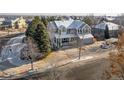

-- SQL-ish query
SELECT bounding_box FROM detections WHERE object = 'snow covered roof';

[54,33,93,39]
[54,34,76,38]
[54,19,87,29]
[106,17,115,21]
[84,34,94,38]
[77,34,93,39]
[54,19,73,28]
[68,20,86,29]
[95,21,119,30]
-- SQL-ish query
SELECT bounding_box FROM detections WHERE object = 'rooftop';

[68,20,86,29]
[54,19,73,28]
[94,21,119,30]
[54,19,87,29]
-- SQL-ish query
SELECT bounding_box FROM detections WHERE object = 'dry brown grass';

[109,32,124,64]
[0,50,70,78]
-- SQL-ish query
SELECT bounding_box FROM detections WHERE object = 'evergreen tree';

[33,16,41,24]
[41,17,48,27]
[25,16,41,37]
[25,23,35,37]
[47,16,56,21]
[83,16,96,26]
[25,16,51,56]
[34,23,51,55]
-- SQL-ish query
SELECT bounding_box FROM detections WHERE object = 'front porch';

[54,37,78,49]
[53,34,94,49]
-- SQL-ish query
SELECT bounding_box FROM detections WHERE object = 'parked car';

[100,41,111,49]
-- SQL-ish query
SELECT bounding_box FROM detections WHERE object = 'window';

[83,28,86,34]
[83,27,90,34]
[54,37,56,43]
[80,29,82,34]
[67,29,70,34]
[71,37,75,41]
[79,30,80,34]
[78,29,82,34]
[62,38,69,43]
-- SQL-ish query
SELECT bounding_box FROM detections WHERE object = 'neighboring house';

[0,18,5,25]
[1,17,27,29]
[12,17,27,29]
[92,21,120,40]
[0,18,5,30]
[1,19,12,30]
[47,19,94,49]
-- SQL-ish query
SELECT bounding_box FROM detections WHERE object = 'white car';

[100,42,111,49]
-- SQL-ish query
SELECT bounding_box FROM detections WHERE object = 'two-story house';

[48,19,94,49]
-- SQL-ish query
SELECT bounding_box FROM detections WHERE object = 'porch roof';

[54,34,93,39]
[77,34,94,39]
[54,34,77,38]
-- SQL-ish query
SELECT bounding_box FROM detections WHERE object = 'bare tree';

[26,37,39,70]
[5,28,10,36]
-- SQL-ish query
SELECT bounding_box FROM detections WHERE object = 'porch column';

[60,38,62,47]
[68,37,71,46]
[57,38,59,48]
[57,38,62,48]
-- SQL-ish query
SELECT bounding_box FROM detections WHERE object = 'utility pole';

[79,46,81,60]
[77,38,82,60]
[78,34,84,60]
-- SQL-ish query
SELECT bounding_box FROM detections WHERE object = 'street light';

[79,45,81,60]
[77,34,84,60]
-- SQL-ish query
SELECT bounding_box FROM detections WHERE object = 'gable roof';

[2,20,12,25]
[78,22,88,29]
[95,21,119,30]
[53,19,88,30]
[67,20,86,29]
[54,19,73,28]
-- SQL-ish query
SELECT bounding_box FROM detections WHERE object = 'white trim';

[81,24,91,30]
